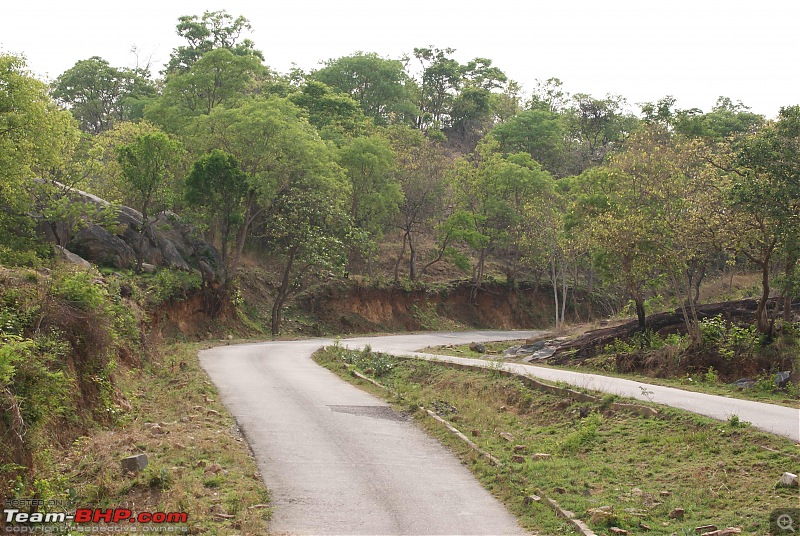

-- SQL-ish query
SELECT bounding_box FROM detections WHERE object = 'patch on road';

[327,405,408,421]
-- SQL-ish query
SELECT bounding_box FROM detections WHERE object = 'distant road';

[200,330,799,535]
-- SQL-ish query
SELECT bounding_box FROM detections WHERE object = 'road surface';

[199,332,532,536]
[200,330,799,535]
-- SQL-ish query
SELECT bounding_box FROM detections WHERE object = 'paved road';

[339,332,800,443]
[200,330,799,535]
[199,333,532,536]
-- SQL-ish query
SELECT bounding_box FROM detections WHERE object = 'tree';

[566,93,638,169]
[193,97,343,278]
[0,54,82,263]
[185,150,248,282]
[116,131,184,272]
[490,108,565,175]
[727,106,800,331]
[387,127,451,280]
[262,184,349,335]
[337,135,400,275]
[146,48,263,133]
[165,10,262,75]
[288,80,369,140]
[448,140,553,292]
[311,52,417,125]
[52,56,156,134]
[413,46,462,131]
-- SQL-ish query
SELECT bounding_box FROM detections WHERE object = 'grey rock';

[778,472,798,487]
[69,224,136,269]
[774,371,792,389]
[54,245,92,270]
[121,453,148,473]
[469,342,486,353]
[730,378,756,389]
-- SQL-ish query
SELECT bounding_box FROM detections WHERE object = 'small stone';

[513,445,527,453]
[695,525,718,534]
[587,507,616,525]
[205,463,223,474]
[206,409,221,417]
[150,424,165,435]
[632,487,644,496]
[669,508,685,519]
[471,430,481,437]
[610,528,629,535]
[639,522,651,531]
[531,453,552,460]
[554,487,566,494]
[522,495,541,505]
[511,455,526,464]
[469,342,486,353]
[660,490,673,497]
[121,453,148,473]
[499,432,515,442]
[779,472,799,487]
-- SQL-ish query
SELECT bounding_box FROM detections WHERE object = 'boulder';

[69,224,136,269]
[469,342,486,353]
[121,453,148,473]
[54,245,92,270]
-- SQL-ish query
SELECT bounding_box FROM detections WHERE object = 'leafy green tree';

[337,135,400,275]
[194,97,343,278]
[52,56,156,134]
[448,140,553,289]
[165,10,262,74]
[116,131,184,272]
[146,48,263,133]
[82,120,162,203]
[185,150,248,282]
[311,52,417,125]
[727,106,800,330]
[288,80,369,140]
[413,46,462,132]
[566,93,638,169]
[386,126,451,280]
[490,108,566,175]
[262,184,349,335]
[0,54,82,263]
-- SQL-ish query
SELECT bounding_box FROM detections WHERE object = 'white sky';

[2,0,798,118]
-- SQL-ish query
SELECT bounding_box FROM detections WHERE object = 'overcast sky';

[2,0,798,118]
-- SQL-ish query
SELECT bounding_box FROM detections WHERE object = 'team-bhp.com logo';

[3,500,188,533]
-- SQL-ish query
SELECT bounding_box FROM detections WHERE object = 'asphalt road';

[199,332,533,536]
[200,330,800,535]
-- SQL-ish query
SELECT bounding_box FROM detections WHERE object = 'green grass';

[315,346,800,535]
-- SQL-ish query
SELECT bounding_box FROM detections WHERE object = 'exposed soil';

[299,281,556,333]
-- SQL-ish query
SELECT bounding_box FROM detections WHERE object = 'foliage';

[52,56,156,134]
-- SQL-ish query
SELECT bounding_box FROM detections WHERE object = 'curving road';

[200,330,800,535]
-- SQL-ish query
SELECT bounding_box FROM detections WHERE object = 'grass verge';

[52,341,271,535]
[315,345,800,535]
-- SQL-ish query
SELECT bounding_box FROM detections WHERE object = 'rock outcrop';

[37,181,221,279]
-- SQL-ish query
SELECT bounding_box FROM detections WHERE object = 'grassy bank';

[54,341,271,534]
[315,345,800,535]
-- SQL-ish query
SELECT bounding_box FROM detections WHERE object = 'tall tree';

[165,10,263,75]
[311,52,417,125]
[337,135,400,275]
[52,56,156,134]
[116,131,184,272]
[185,149,248,282]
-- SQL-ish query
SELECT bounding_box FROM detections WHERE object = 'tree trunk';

[408,232,417,281]
[394,232,407,282]
[635,295,646,331]
[756,261,771,334]
[271,250,296,337]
